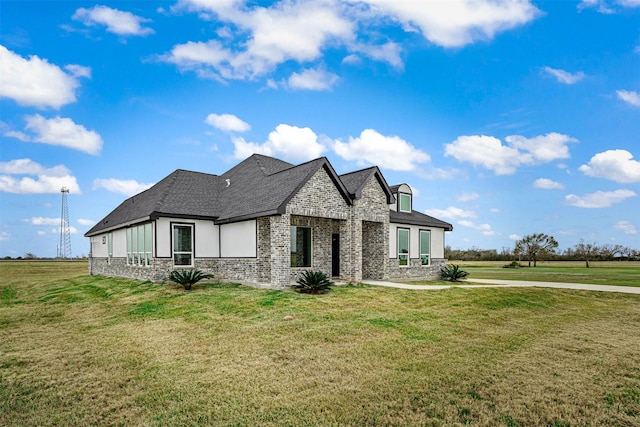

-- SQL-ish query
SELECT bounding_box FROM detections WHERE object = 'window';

[173,224,193,266]
[127,223,152,266]
[399,193,411,212]
[397,228,409,266]
[420,230,430,265]
[291,226,312,267]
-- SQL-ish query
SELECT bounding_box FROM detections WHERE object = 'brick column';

[270,213,291,289]
[351,216,363,283]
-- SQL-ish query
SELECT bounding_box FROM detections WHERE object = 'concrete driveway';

[364,278,640,294]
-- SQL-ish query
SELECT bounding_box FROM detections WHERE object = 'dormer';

[389,184,412,213]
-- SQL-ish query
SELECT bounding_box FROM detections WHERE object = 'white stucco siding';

[90,235,108,257]
[220,220,257,258]
[156,217,220,258]
[389,223,446,260]
[195,220,219,258]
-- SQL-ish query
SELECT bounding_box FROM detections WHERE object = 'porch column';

[270,213,291,289]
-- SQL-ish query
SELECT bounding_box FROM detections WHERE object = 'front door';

[332,234,340,277]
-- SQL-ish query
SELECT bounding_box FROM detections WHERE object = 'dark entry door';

[332,234,340,277]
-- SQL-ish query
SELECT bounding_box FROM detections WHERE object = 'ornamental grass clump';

[440,264,469,282]
[292,270,334,294]
[166,269,213,290]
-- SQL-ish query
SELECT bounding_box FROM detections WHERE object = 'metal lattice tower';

[57,187,72,259]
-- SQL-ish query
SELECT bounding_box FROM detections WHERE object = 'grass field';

[1,260,639,426]
[448,260,640,287]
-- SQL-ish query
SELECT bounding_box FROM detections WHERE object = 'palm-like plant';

[292,270,334,294]
[166,269,213,290]
[440,264,469,282]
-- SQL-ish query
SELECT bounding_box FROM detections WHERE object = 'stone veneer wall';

[386,258,447,281]
[88,256,262,285]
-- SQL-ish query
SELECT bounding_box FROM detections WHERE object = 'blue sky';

[1,0,639,258]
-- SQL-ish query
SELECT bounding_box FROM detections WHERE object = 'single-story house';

[85,154,453,289]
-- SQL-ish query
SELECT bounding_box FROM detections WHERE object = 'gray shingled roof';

[84,169,221,236]
[85,154,353,235]
[339,167,395,204]
[214,156,351,223]
[85,154,452,236]
[390,210,453,231]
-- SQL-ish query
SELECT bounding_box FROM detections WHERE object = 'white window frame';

[107,232,113,264]
[420,229,431,266]
[399,193,412,213]
[173,223,194,267]
[290,226,312,268]
[127,223,153,267]
[397,228,410,266]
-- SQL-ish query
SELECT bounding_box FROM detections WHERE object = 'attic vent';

[225,179,231,187]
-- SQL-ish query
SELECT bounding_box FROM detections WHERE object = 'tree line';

[446,233,639,267]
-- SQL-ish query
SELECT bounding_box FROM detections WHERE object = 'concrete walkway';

[364,278,640,294]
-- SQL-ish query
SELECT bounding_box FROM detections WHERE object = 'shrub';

[503,261,522,268]
[440,264,469,282]
[292,270,334,294]
[166,269,213,290]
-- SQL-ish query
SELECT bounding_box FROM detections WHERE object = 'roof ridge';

[265,156,325,177]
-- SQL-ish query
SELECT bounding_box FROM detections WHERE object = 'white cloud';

[92,178,154,196]
[205,113,250,132]
[614,220,637,235]
[72,5,154,36]
[616,90,640,107]
[77,218,96,227]
[445,132,577,175]
[357,0,539,48]
[0,159,81,194]
[533,178,565,189]
[565,189,636,208]
[580,0,640,12]
[0,175,81,195]
[64,64,92,78]
[6,115,103,155]
[0,231,9,241]
[165,0,353,80]
[333,129,430,171]
[0,158,70,177]
[0,45,88,109]
[286,68,339,91]
[509,234,522,241]
[578,0,614,13]
[444,135,526,175]
[456,192,479,202]
[164,0,537,82]
[49,226,79,235]
[542,66,585,84]
[458,220,495,236]
[232,124,326,162]
[26,217,60,226]
[579,149,640,183]
[425,206,476,220]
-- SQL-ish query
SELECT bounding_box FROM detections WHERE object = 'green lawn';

[1,261,639,426]
[451,260,640,287]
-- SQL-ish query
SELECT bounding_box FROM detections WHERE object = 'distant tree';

[599,244,624,261]
[514,233,559,267]
[24,253,37,259]
[573,240,600,268]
